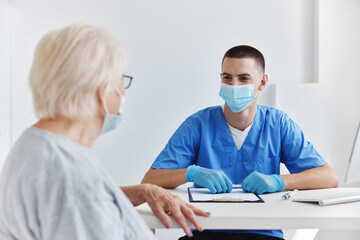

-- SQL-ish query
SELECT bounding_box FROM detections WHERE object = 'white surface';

[189,188,259,202]
[136,187,360,230]
[292,229,319,240]
[292,188,360,206]
[345,122,360,184]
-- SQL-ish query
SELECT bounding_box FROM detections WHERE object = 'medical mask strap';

[113,82,123,100]
[113,82,126,114]
[103,81,122,114]
[103,104,109,114]
[254,75,263,97]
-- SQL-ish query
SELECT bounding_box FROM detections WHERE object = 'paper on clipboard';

[188,187,263,202]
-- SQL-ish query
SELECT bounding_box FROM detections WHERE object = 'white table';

[136,185,360,230]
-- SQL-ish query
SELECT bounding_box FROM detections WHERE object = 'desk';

[136,184,360,230]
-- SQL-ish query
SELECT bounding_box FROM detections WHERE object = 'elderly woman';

[0,23,208,240]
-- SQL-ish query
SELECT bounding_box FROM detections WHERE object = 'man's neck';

[223,100,258,131]
[34,116,102,148]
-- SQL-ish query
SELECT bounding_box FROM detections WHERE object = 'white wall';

[0,0,12,169]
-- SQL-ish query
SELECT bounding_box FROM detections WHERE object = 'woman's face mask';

[99,83,126,135]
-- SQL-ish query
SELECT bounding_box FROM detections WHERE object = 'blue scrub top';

[151,105,326,238]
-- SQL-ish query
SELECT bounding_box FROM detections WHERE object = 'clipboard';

[188,187,264,203]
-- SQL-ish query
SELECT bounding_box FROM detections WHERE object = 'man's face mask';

[219,76,262,113]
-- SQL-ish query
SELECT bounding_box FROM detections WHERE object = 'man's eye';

[240,77,250,81]
[223,76,231,80]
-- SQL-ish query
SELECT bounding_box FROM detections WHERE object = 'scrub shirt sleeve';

[151,116,201,169]
[280,113,326,173]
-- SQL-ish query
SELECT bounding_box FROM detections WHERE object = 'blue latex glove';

[241,171,285,195]
[186,165,233,193]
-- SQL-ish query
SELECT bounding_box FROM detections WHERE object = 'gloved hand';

[241,171,285,195]
[186,165,233,193]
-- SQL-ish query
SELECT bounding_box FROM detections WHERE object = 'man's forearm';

[281,163,338,190]
[142,168,188,188]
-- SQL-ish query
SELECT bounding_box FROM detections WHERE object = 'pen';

[281,189,298,200]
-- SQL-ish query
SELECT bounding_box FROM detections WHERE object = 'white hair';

[29,22,126,120]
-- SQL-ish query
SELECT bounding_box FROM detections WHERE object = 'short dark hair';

[222,45,265,72]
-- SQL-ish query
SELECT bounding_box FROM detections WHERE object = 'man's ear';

[258,74,268,91]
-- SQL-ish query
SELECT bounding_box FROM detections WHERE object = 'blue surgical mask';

[99,84,126,135]
[219,78,261,113]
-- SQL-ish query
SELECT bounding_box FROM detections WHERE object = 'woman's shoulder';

[4,127,58,172]
[3,127,102,192]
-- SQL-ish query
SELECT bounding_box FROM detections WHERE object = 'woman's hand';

[143,184,210,237]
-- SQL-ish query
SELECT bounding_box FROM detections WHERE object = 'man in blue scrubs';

[142,45,338,240]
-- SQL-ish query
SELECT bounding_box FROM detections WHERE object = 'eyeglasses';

[123,74,133,89]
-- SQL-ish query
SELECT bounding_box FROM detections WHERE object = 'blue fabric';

[151,105,326,239]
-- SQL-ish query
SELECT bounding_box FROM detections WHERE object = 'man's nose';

[230,78,242,86]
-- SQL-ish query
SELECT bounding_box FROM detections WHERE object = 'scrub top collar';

[217,105,262,153]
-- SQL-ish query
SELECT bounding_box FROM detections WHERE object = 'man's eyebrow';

[222,72,252,77]
[237,73,251,77]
